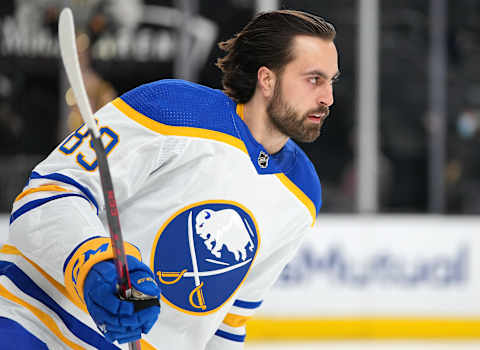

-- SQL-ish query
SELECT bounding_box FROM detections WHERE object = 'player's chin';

[293,126,322,143]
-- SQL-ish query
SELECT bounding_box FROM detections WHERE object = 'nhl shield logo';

[151,201,260,315]
[258,151,269,168]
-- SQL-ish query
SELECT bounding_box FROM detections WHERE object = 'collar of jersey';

[235,104,296,175]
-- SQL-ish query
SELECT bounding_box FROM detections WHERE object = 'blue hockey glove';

[83,255,160,344]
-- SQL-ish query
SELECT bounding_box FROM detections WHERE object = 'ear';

[257,66,276,99]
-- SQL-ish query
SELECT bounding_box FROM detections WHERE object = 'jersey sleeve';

[7,97,185,304]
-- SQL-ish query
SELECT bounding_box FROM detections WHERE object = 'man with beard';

[1,9,339,350]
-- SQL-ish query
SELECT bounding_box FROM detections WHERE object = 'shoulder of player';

[111,79,238,135]
[284,140,322,215]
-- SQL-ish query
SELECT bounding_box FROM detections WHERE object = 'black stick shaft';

[91,134,141,350]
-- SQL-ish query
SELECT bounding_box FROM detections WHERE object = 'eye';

[308,77,320,85]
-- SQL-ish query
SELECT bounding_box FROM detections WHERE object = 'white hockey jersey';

[0,79,321,349]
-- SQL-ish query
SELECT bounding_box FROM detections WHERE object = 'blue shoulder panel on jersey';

[282,140,322,215]
[120,79,239,137]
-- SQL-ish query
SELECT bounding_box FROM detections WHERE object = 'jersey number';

[59,122,119,171]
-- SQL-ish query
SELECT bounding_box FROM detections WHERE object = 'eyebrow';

[303,70,341,80]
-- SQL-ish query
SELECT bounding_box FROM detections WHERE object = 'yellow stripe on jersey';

[0,244,21,255]
[0,245,87,312]
[0,282,85,349]
[140,339,156,349]
[112,98,248,154]
[275,174,316,226]
[236,104,245,121]
[15,185,70,202]
[223,313,251,327]
[64,237,142,306]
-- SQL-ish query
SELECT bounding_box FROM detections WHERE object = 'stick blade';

[58,8,99,137]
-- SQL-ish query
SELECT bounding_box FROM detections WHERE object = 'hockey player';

[0,9,339,350]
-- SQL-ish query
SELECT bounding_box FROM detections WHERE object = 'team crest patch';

[151,201,260,315]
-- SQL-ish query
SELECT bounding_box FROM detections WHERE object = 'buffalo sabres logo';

[151,201,260,314]
[258,151,269,168]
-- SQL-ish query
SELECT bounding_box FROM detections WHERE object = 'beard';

[266,80,329,143]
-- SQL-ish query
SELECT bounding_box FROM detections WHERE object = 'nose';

[318,83,334,107]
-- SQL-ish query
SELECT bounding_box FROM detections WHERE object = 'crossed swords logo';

[156,211,252,310]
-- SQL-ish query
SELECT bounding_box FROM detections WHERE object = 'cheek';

[286,86,317,113]
[282,83,308,106]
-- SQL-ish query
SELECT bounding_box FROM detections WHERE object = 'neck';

[242,94,289,155]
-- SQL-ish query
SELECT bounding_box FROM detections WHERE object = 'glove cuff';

[64,237,141,306]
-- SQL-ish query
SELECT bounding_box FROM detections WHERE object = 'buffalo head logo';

[195,209,254,261]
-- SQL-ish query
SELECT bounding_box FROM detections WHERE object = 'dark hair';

[215,10,336,103]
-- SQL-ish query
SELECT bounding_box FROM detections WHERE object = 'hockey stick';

[58,8,153,350]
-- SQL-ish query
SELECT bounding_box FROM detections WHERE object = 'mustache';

[307,105,330,118]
